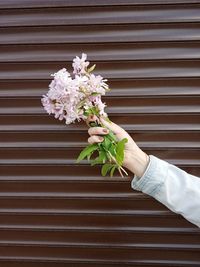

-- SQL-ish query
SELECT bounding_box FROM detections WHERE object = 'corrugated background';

[0,0,200,266]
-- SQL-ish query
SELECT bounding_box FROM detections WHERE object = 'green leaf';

[115,138,128,165]
[91,92,100,96]
[101,163,113,176]
[90,106,99,116]
[110,165,117,177]
[109,143,116,157]
[87,64,96,73]
[87,149,96,161]
[84,111,89,116]
[76,144,98,163]
[91,150,107,166]
[99,150,107,164]
[89,122,97,127]
[107,131,117,142]
[102,135,112,151]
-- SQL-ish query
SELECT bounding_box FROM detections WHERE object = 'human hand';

[87,115,150,178]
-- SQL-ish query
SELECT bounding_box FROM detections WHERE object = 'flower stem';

[107,150,128,177]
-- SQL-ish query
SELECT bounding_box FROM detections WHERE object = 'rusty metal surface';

[0,0,200,266]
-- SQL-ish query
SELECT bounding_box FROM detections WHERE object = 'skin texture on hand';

[87,115,150,178]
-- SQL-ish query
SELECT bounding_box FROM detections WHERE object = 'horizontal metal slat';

[0,106,199,115]
[0,244,198,261]
[1,61,200,80]
[3,87,197,97]
[2,96,200,108]
[0,192,139,199]
[0,131,199,145]
[0,180,132,194]
[1,5,200,27]
[1,79,200,97]
[0,159,199,167]
[0,197,166,211]
[0,213,192,230]
[0,225,197,233]
[0,228,199,246]
[0,241,199,250]
[1,165,199,180]
[0,141,199,149]
[1,43,200,63]
[0,113,198,126]
[1,0,200,9]
[0,124,199,132]
[1,24,200,44]
[0,209,172,217]
[0,175,127,182]
[0,258,199,267]
[0,146,199,160]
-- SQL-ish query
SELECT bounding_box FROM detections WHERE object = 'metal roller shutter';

[0,0,200,266]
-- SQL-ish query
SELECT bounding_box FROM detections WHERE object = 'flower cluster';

[42,53,109,124]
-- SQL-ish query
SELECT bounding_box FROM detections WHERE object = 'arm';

[131,155,200,228]
[87,115,200,228]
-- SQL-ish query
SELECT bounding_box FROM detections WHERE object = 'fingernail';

[99,136,104,141]
[103,128,108,133]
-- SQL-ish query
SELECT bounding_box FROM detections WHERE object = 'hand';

[86,115,150,178]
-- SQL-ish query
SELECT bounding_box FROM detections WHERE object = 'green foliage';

[76,119,128,177]
[91,92,100,96]
[87,64,96,73]
[91,150,107,166]
[116,138,128,165]
[107,131,117,142]
[101,163,113,176]
[102,135,112,151]
[109,143,116,158]
[89,122,97,127]
[76,143,99,163]
[110,165,117,177]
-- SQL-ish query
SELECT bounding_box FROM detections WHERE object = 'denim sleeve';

[131,155,200,228]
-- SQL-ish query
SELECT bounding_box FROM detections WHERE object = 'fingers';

[100,117,127,141]
[86,114,99,127]
[87,115,109,144]
[87,115,120,135]
[100,117,122,134]
[87,115,133,147]
[88,135,104,144]
[88,126,109,136]
[87,126,108,144]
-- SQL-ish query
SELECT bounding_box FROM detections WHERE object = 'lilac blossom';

[41,53,109,125]
[88,74,109,95]
[72,53,90,75]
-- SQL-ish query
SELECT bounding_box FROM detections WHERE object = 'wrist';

[124,148,150,178]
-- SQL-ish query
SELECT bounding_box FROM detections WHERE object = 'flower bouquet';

[42,53,128,177]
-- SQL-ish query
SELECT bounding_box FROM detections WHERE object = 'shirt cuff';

[131,155,169,197]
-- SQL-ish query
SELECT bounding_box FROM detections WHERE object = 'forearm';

[130,155,200,228]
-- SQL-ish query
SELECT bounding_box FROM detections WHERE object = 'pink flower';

[72,53,90,75]
[42,53,109,124]
[88,74,108,95]
[94,96,107,117]
[41,95,55,115]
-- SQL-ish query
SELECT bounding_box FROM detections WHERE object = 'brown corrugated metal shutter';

[0,0,200,266]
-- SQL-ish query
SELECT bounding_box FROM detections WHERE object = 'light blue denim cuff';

[131,155,169,197]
